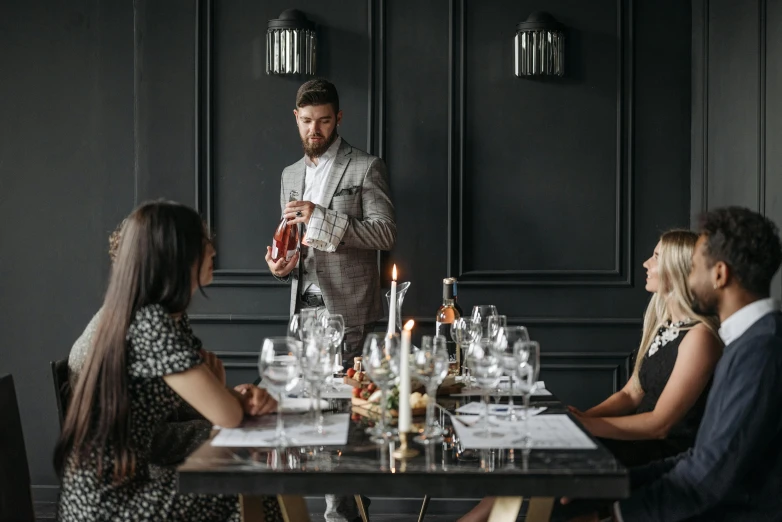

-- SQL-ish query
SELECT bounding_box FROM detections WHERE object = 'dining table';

[177,389,629,522]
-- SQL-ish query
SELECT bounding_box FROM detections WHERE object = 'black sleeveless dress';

[601,320,711,467]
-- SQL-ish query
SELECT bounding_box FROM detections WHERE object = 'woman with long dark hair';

[55,201,267,521]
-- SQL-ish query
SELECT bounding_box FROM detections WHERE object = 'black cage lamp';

[266,9,316,76]
[514,11,565,77]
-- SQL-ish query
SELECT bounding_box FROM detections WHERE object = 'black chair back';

[50,359,71,428]
[0,374,35,522]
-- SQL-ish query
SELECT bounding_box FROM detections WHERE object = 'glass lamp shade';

[266,9,316,76]
[514,11,565,77]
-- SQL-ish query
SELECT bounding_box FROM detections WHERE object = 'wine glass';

[300,337,333,436]
[258,337,302,446]
[471,305,498,340]
[451,317,482,387]
[412,335,449,444]
[363,333,400,443]
[299,308,323,341]
[491,326,529,421]
[487,315,507,343]
[320,313,346,389]
[512,340,540,448]
[465,339,504,439]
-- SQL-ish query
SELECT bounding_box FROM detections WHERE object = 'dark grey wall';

[691,0,782,298]
[0,0,693,497]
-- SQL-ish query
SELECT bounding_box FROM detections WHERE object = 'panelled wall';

[691,0,782,298]
[0,0,693,496]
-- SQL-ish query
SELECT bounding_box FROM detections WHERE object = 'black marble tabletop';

[177,396,629,499]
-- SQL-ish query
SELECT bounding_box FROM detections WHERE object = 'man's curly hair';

[698,206,782,296]
[108,219,127,263]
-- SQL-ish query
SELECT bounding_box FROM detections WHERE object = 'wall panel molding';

[448,0,634,287]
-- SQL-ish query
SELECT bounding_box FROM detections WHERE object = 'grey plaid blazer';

[277,139,396,327]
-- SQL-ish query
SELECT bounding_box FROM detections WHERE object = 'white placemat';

[452,414,597,450]
[455,402,547,417]
[452,379,552,397]
[212,413,351,447]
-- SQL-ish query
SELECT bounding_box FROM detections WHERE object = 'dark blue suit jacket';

[619,311,782,521]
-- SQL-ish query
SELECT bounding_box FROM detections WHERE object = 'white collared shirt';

[718,297,780,345]
[301,136,341,294]
[303,135,342,207]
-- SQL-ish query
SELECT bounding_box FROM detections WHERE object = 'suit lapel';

[322,139,352,209]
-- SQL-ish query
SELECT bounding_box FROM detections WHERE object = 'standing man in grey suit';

[265,78,396,367]
[265,78,395,522]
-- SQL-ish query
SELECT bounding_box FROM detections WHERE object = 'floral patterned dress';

[58,304,240,522]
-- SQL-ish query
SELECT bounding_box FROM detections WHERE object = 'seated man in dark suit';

[566,206,782,522]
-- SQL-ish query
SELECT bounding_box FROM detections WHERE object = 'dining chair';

[0,374,35,522]
[50,359,71,428]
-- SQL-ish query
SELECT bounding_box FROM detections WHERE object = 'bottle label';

[285,248,296,261]
[271,244,280,260]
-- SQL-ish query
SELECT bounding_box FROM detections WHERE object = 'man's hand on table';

[234,384,277,416]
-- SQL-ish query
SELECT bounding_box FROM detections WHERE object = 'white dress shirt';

[301,136,342,294]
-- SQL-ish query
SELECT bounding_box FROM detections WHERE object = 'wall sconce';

[514,12,565,77]
[266,9,316,76]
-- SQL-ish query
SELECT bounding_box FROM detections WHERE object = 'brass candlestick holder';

[392,431,420,459]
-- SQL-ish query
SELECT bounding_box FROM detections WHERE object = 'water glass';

[412,335,449,444]
[363,333,400,443]
[512,340,540,448]
[300,337,333,435]
[491,326,530,421]
[258,337,302,446]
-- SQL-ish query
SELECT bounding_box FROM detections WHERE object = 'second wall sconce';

[266,9,317,76]
[514,11,565,77]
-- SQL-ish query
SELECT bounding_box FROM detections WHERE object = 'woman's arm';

[576,376,645,418]
[164,365,245,429]
[577,324,721,440]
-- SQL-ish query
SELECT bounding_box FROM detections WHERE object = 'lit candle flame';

[404,319,415,331]
[392,264,397,281]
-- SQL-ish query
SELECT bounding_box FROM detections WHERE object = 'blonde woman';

[568,229,722,466]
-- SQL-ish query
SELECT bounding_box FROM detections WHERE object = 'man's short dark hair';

[296,78,339,113]
[698,206,782,296]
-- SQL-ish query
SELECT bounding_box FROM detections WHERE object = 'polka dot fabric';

[58,304,240,521]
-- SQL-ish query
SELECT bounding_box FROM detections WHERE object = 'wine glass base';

[471,429,504,439]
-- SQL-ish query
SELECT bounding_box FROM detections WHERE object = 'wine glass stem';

[483,392,491,436]
[276,395,285,443]
[379,388,388,437]
[508,374,515,421]
[314,386,324,434]
[425,383,437,433]
[523,392,531,447]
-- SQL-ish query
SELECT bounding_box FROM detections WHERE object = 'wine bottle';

[436,277,461,375]
[271,190,300,263]
[452,277,464,316]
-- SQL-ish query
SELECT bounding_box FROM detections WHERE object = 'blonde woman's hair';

[632,230,720,385]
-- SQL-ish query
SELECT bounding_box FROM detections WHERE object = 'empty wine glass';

[363,333,400,443]
[512,340,540,448]
[320,313,346,389]
[451,317,482,387]
[471,305,498,340]
[466,339,504,439]
[300,337,333,436]
[491,326,530,421]
[258,337,302,446]
[487,315,507,343]
[412,335,449,444]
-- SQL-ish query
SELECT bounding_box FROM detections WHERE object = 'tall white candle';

[387,264,398,336]
[398,319,415,433]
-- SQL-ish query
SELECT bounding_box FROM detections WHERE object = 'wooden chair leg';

[487,496,523,522]
[240,495,265,522]
[277,494,311,522]
[525,497,554,522]
[417,495,430,522]
[354,494,369,522]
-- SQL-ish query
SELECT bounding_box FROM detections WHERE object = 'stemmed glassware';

[411,335,449,444]
[362,333,400,443]
[450,317,482,387]
[512,340,541,448]
[300,337,333,435]
[320,313,345,391]
[491,326,529,421]
[471,305,498,340]
[465,338,504,439]
[258,337,302,446]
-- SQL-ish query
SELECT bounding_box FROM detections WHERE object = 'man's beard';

[302,130,338,158]
[690,287,718,316]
